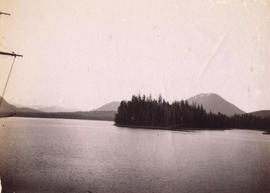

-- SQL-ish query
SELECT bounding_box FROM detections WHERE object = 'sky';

[0,0,270,112]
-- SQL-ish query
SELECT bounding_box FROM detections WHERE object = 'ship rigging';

[0,11,23,112]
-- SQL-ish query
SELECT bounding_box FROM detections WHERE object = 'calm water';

[0,117,269,193]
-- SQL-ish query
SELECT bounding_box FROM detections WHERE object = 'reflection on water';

[0,117,270,193]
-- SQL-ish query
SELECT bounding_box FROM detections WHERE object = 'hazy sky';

[0,0,270,112]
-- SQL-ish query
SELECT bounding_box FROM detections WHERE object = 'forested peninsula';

[115,95,270,131]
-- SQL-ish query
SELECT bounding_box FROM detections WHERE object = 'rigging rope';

[0,56,16,111]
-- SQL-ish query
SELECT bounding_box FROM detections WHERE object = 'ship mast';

[0,12,11,16]
[0,51,23,57]
[0,11,23,57]
[0,11,23,113]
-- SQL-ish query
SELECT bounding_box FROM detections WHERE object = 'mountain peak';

[187,93,245,116]
[190,93,219,99]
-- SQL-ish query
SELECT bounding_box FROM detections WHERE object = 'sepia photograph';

[0,0,270,192]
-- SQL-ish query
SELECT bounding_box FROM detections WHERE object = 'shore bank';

[115,124,270,133]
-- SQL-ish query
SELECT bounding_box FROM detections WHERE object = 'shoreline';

[115,124,270,134]
[1,116,269,134]
[0,114,114,122]
[115,124,229,131]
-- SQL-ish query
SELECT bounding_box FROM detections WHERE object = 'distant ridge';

[0,97,115,121]
[15,110,116,121]
[95,101,120,111]
[16,107,41,113]
[3,94,267,122]
[35,105,77,113]
[249,110,270,118]
[187,93,245,116]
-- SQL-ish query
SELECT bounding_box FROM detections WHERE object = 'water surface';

[0,117,269,193]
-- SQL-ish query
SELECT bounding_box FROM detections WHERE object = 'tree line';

[114,95,270,131]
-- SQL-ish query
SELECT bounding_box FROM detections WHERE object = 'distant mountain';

[14,103,116,121]
[16,107,41,113]
[0,97,16,116]
[95,101,120,111]
[187,93,245,116]
[0,97,115,121]
[36,105,77,112]
[249,110,270,118]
